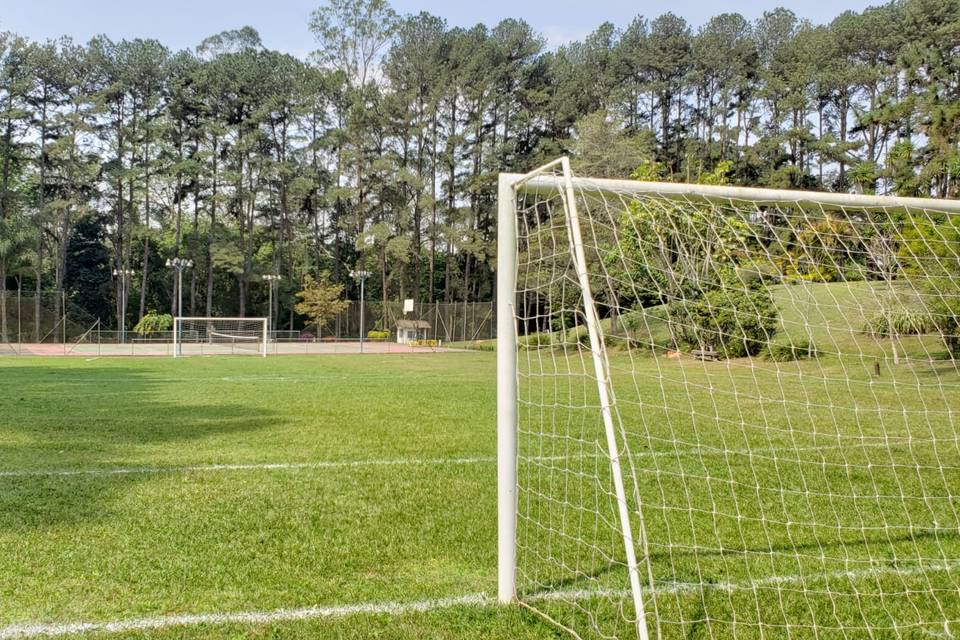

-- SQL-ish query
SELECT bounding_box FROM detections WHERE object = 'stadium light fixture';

[112,268,135,344]
[261,274,282,335]
[350,270,371,353]
[166,258,193,355]
[166,258,193,319]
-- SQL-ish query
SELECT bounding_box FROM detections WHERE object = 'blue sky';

[3,0,880,56]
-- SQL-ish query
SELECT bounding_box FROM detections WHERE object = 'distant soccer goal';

[173,317,268,357]
[497,157,960,638]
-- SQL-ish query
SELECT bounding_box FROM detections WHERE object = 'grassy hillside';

[488,280,949,363]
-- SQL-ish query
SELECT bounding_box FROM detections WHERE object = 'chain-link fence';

[328,300,495,344]
[0,290,496,355]
[1,289,99,347]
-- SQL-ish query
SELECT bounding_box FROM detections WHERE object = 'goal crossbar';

[501,167,960,214]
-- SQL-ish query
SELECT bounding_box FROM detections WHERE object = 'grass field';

[2,296,960,639]
[0,353,563,639]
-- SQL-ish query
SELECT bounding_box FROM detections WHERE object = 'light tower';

[262,274,282,336]
[113,268,135,344]
[166,258,193,356]
[350,269,371,353]
[166,257,193,318]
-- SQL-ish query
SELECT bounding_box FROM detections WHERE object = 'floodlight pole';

[262,274,282,337]
[113,268,134,344]
[166,258,194,318]
[350,269,370,353]
[167,258,193,356]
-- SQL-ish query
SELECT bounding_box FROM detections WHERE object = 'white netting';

[509,159,960,639]
[174,317,267,356]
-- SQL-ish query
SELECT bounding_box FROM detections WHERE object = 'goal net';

[173,317,268,357]
[497,157,960,639]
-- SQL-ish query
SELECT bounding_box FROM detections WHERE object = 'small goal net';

[497,157,960,639]
[173,317,268,357]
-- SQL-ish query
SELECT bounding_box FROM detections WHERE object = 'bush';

[411,339,439,348]
[133,311,173,337]
[367,330,390,341]
[670,282,779,358]
[862,308,933,337]
[766,338,818,362]
[519,332,553,349]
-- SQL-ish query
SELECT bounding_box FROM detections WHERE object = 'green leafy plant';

[862,308,933,338]
[670,280,779,358]
[133,311,173,337]
[294,272,349,338]
[766,338,818,362]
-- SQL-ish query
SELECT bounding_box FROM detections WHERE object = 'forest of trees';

[0,0,957,333]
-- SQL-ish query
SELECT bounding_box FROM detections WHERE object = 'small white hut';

[395,319,431,344]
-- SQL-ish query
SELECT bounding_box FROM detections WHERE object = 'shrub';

[519,332,553,349]
[367,330,391,341]
[670,282,779,358]
[133,311,173,337]
[898,215,960,356]
[766,338,818,362]
[862,308,933,337]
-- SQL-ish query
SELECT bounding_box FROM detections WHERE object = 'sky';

[2,0,881,56]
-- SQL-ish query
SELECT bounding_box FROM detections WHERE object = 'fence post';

[62,291,67,354]
[16,285,21,356]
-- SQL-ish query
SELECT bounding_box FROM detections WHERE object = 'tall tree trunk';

[206,137,218,318]
[0,262,7,344]
[139,126,152,322]
[0,100,12,343]
[429,109,438,303]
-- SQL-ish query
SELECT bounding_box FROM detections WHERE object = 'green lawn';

[1,346,959,639]
[0,354,555,639]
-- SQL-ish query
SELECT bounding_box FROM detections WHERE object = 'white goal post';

[497,157,960,638]
[173,317,268,357]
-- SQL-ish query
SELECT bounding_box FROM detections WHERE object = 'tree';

[63,211,112,322]
[0,0,957,335]
[294,272,348,337]
[570,110,655,178]
[900,213,960,357]
[309,0,398,87]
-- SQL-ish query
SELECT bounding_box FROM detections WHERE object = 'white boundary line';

[0,441,904,480]
[0,594,491,640]
[1,560,957,639]
[0,456,505,479]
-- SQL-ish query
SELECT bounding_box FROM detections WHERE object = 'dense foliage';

[669,281,780,357]
[0,0,958,333]
[294,272,349,336]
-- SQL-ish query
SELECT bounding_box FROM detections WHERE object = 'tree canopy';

[0,0,958,332]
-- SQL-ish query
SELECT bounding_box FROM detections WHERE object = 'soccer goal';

[497,157,960,638]
[173,317,268,357]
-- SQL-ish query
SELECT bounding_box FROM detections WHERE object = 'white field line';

[0,441,903,479]
[2,560,958,639]
[534,558,960,602]
[0,594,491,640]
[0,455,506,479]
